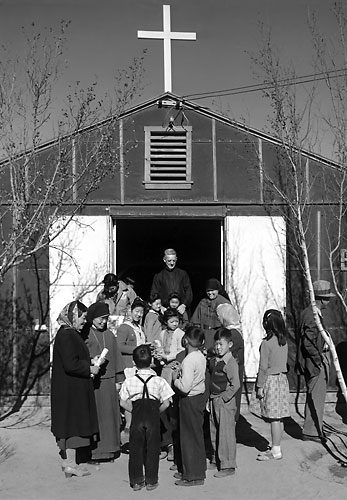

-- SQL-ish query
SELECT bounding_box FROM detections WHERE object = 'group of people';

[50,246,335,490]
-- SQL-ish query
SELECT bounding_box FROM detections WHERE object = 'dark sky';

[0,0,338,157]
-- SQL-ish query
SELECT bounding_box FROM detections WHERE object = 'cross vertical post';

[137,4,196,92]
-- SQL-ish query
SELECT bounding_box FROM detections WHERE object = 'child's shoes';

[213,468,235,478]
[132,482,145,491]
[256,450,282,461]
[146,483,158,491]
[175,479,204,487]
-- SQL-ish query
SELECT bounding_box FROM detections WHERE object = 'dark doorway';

[115,218,222,312]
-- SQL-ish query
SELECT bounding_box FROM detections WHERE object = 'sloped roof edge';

[0,91,341,170]
[123,91,339,170]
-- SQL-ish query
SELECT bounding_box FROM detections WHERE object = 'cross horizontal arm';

[138,30,165,39]
[138,30,196,40]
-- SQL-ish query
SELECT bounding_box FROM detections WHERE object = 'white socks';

[271,445,282,458]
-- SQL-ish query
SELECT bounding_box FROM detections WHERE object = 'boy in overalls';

[120,344,174,491]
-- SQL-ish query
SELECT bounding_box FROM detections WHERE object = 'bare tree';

[0,21,146,282]
[250,7,347,401]
[309,3,347,312]
[0,21,146,416]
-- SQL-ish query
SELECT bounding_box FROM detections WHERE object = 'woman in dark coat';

[191,278,230,352]
[51,300,100,478]
[86,301,125,463]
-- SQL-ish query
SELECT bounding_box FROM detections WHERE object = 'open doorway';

[115,218,222,312]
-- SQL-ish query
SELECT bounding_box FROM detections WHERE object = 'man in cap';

[150,248,193,315]
[298,279,335,443]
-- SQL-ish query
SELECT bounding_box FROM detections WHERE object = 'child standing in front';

[153,307,185,462]
[119,344,174,491]
[172,325,206,487]
[154,308,185,384]
[209,328,240,477]
[255,309,290,461]
[144,293,162,345]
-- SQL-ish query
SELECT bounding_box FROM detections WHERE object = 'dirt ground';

[1,402,347,500]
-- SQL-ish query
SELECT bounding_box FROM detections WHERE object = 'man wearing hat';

[298,279,335,443]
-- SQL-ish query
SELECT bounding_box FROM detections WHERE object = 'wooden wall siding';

[261,142,292,204]
[116,105,265,204]
[309,159,344,204]
[216,141,261,203]
[15,252,49,327]
[212,119,217,201]
[119,119,125,205]
[78,126,122,203]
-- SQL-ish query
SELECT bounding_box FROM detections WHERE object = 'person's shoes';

[173,472,182,480]
[302,434,326,444]
[169,463,177,471]
[167,444,174,461]
[213,468,235,477]
[146,483,159,491]
[121,443,130,455]
[175,479,204,487]
[64,465,91,478]
[256,450,282,461]
[62,462,89,474]
[132,482,145,491]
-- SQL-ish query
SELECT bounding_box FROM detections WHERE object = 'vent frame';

[144,125,193,190]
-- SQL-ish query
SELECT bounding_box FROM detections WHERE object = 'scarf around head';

[57,300,87,329]
[216,303,242,335]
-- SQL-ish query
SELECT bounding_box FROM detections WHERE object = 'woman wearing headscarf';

[51,300,100,478]
[191,278,230,353]
[86,301,125,463]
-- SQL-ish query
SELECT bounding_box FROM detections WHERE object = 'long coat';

[51,326,99,439]
[297,306,326,379]
[191,295,229,351]
[86,328,125,459]
[150,267,193,308]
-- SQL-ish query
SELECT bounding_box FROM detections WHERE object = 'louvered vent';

[144,125,192,189]
[149,130,187,181]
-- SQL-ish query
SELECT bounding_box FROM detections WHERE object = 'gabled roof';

[120,91,340,170]
[0,91,341,170]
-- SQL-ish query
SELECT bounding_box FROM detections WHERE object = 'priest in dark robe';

[150,248,193,315]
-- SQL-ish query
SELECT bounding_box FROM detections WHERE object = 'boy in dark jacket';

[209,328,240,477]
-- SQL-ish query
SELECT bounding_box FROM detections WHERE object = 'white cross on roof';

[137,4,197,92]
